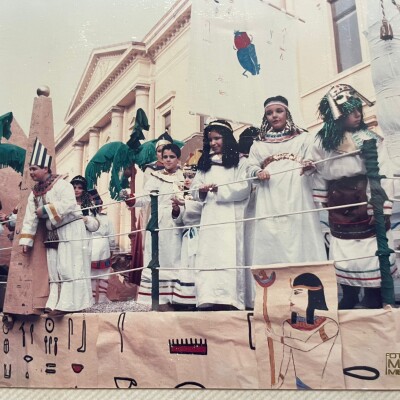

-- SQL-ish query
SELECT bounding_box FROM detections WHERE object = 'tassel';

[380,18,394,40]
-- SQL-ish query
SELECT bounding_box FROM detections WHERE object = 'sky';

[0,0,175,136]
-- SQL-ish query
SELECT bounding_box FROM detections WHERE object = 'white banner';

[189,0,303,126]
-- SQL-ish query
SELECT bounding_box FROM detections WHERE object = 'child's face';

[208,130,223,154]
[73,184,84,199]
[265,104,287,131]
[29,166,48,182]
[183,172,195,188]
[162,149,179,172]
[156,146,164,162]
[343,109,362,130]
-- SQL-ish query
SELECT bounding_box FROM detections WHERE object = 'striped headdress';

[29,138,52,169]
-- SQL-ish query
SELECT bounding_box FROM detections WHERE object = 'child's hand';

[257,169,270,181]
[171,197,185,207]
[199,184,218,193]
[300,160,315,176]
[125,194,136,208]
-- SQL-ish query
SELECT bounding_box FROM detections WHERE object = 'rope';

[44,227,146,244]
[0,248,397,284]
[34,251,400,284]
[0,247,12,252]
[49,265,148,284]
[156,202,368,233]
[40,201,367,245]
[382,0,388,19]
[142,150,362,198]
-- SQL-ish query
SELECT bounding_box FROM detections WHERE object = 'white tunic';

[173,198,202,305]
[191,158,251,310]
[247,134,327,266]
[310,130,397,287]
[19,178,93,312]
[134,169,183,305]
[91,213,116,263]
[90,212,115,302]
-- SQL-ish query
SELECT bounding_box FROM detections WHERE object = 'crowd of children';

[130,84,397,311]
[1,83,395,314]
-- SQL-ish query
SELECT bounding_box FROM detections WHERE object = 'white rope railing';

[158,202,368,232]
[0,247,12,252]
[38,251,400,284]
[0,249,397,285]
[0,148,398,285]
[38,201,366,244]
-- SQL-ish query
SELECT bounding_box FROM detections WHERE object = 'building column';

[110,106,124,142]
[87,127,100,161]
[148,80,156,139]
[72,141,84,177]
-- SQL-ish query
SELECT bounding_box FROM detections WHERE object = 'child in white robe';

[20,143,94,314]
[191,120,251,311]
[246,96,326,267]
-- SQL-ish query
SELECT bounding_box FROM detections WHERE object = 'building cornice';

[55,128,74,154]
[66,45,147,126]
[63,1,192,129]
[145,3,191,61]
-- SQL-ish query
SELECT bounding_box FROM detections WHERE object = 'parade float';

[0,0,400,391]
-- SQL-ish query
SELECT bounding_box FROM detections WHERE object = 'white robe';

[310,130,397,287]
[173,198,202,305]
[91,212,116,302]
[191,158,251,310]
[247,134,326,266]
[19,178,93,312]
[134,169,183,305]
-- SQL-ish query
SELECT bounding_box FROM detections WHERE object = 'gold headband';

[207,122,233,132]
[264,101,288,111]
[156,139,171,149]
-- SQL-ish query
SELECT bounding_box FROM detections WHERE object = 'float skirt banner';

[340,308,400,389]
[0,311,258,389]
[252,261,345,389]
[189,0,303,126]
[2,304,400,388]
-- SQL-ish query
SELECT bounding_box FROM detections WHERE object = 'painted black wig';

[316,96,368,152]
[291,273,328,325]
[197,120,240,172]
[238,126,259,155]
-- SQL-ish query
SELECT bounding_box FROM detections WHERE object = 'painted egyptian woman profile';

[265,272,339,390]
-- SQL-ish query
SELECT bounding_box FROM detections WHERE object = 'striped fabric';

[29,137,52,168]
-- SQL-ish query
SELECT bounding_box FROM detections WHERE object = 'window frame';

[329,0,363,73]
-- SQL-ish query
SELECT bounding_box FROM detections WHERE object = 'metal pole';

[128,165,142,286]
[148,190,159,310]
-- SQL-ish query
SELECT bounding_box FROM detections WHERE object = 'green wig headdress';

[317,84,374,151]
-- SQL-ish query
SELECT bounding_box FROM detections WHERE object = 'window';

[155,91,175,135]
[164,111,171,132]
[330,0,362,72]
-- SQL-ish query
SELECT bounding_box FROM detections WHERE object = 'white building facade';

[55,0,385,251]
